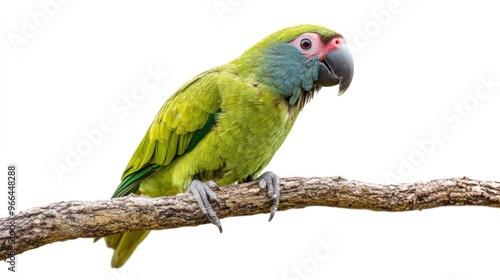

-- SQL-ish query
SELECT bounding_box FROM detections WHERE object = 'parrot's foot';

[258,171,280,222]
[187,180,222,233]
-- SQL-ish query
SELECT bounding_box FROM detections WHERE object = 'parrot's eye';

[300,38,312,50]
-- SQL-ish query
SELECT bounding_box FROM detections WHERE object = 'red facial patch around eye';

[291,33,346,60]
[290,33,324,59]
[326,36,346,51]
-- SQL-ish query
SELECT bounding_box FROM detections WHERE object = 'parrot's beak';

[315,45,354,96]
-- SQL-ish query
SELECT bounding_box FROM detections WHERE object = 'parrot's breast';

[209,74,299,185]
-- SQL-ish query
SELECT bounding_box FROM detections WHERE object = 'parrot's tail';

[101,230,151,268]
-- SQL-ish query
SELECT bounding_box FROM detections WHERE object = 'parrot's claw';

[188,180,222,233]
[258,171,280,222]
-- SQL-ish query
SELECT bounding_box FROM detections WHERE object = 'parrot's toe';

[188,180,222,233]
[258,171,280,222]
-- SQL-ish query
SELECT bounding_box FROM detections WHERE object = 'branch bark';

[2,176,500,260]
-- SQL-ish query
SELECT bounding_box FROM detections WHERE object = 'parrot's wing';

[111,70,222,198]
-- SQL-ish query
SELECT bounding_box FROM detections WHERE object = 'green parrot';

[98,24,353,268]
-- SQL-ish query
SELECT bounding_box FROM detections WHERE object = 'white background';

[1,0,500,279]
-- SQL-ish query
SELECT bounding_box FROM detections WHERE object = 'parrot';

[97,24,354,268]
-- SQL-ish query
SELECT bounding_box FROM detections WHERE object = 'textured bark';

[1,176,500,260]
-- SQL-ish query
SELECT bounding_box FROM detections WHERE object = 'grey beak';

[315,44,354,96]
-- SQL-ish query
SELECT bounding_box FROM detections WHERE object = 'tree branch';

[2,176,500,260]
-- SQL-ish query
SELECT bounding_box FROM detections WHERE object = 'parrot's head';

[231,24,354,106]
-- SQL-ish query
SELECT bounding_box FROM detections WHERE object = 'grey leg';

[187,180,222,233]
[257,171,280,222]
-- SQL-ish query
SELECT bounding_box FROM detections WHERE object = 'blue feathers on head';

[259,43,319,105]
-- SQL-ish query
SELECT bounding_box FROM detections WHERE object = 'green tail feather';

[93,164,159,244]
[104,230,151,268]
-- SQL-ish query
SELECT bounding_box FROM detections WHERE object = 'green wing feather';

[101,70,223,268]
[111,164,159,198]
[111,69,222,198]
